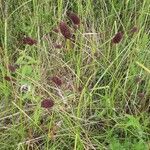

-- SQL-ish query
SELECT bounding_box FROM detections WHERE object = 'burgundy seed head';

[4,76,11,81]
[4,76,16,82]
[8,64,16,72]
[59,21,72,39]
[131,26,138,33]
[41,99,54,109]
[22,37,37,46]
[51,76,62,86]
[67,11,80,25]
[112,32,123,44]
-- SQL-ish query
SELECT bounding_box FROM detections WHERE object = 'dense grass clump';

[0,0,150,149]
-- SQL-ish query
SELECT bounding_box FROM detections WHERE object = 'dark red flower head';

[112,32,123,44]
[67,11,80,25]
[4,76,16,82]
[59,21,72,39]
[41,99,54,109]
[22,37,37,46]
[8,64,16,72]
[4,76,11,81]
[51,76,62,86]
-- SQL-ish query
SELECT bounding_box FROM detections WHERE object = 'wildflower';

[51,76,62,86]
[22,37,37,46]
[67,11,80,25]
[112,31,123,44]
[41,99,54,109]
[4,76,11,81]
[59,21,72,39]
[8,64,16,72]
[4,76,16,83]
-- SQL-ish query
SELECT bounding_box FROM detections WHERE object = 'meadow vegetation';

[0,0,150,149]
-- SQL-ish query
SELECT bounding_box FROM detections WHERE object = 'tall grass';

[0,0,149,149]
